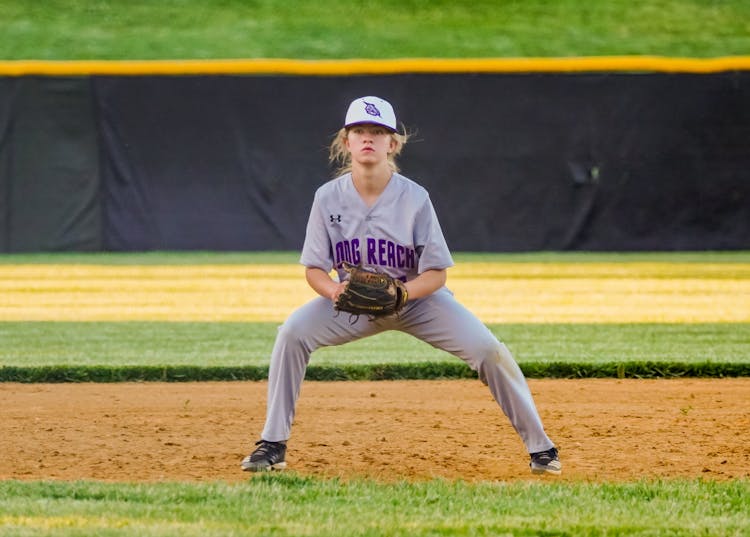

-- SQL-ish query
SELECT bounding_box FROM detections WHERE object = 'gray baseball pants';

[260,287,555,454]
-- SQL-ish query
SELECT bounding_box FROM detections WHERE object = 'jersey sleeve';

[299,190,334,271]
[414,195,454,273]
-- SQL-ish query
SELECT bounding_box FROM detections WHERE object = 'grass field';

[2,322,749,369]
[3,204,745,518]
[1,252,749,379]
[1,251,749,380]
[1,476,748,537]
[3,2,750,534]
[2,0,750,60]
[2,257,749,530]
[3,252,748,324]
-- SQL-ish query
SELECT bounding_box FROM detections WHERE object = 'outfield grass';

[2,255,748,323]
[2,0,750,60]
[1,322,748,368]
[1,476,747,537]
[3,5,749,535]
[1,251,748,379]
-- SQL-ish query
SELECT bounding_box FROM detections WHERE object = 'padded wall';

[1,72,748,252]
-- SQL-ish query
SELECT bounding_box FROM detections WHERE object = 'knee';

[274,310,322,355]
[474,340,516,374]
[474,339,511,367]
[476,341,525,385]
[276,316,307,346]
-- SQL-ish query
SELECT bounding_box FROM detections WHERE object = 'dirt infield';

[2,379,748,483]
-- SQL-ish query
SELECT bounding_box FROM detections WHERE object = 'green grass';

[1,251,748,380]
[2,322,748,381]
[1,322,748,368]
[2,7,748,536]
[1,476,747,537]
[2,0,750,60]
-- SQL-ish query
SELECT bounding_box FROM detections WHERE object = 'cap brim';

[344,120,397,133]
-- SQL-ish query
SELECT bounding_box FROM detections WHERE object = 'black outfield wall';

[1,71,748,252]
[0,77,101,251]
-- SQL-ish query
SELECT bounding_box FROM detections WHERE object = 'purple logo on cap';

[364,101,382,118]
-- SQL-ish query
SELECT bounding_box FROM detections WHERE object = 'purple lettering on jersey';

[405,247,415,268]
[378,239,387,266]
[334,241,345,265]
[334,239,361,265]
[367,238,377,264]
[351,238,361,265]
[386,241,396,268]
[346,237,416,270]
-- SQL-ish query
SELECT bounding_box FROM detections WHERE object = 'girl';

[241,96,561,475]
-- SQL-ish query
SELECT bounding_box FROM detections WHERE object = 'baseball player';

[241,96,561,476]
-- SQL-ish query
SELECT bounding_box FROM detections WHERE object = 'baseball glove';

[334,263,408,319]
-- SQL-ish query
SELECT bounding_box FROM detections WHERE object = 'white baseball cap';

[344,96,397,132]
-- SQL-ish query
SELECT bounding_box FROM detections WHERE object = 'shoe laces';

[532,447,558,462]
[252,440,285,459]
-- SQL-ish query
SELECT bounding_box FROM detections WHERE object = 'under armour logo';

[330,214,342,223]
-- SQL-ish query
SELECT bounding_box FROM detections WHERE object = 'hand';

[305,267,349,302]
[330,281,347,302]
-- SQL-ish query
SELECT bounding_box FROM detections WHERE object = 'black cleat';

[241,440,287,472]
[530,447,562,475]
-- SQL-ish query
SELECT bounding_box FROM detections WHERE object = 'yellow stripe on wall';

[1,56,750,76]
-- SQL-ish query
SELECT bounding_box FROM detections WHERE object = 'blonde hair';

[328,127,410,177]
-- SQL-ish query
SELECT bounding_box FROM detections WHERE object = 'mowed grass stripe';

[1,262,748,323]
[2,322,749,368]
[1,477,748,537]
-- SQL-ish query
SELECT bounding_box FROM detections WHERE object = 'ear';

[388,135,397,154]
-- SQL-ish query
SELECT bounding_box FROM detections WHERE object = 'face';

[344,124,396,165]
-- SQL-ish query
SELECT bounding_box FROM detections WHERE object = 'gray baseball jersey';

[260,173,555,456]
[300,172,454,283]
